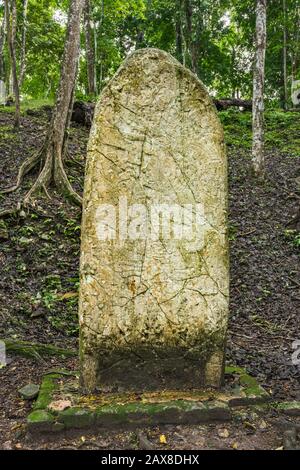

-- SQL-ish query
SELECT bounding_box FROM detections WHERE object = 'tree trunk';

[291,4,300,81]
[96,0,104,90]
[5,0,20,129]
[83,0,96,96]
[283,0,288,110]
[0,11,6,80]
[252,0,267,178]
[3,0,85,205]
[183,0,197,73]
[175,0,183,64]
[19,0,28,88]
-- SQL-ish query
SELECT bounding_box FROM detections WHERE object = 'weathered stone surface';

[58,407,95,428]
[0,80,5,105]
[18,383,40,400]
[291,80,300,107]
[94,400,231,426]
[27,410,54,432]
[79,48,229,392]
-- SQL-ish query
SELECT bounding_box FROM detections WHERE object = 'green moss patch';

[276,401,300,416]
[27,410,55,432]
[94,400,231,426]
[59,407,95,428]
[225,366,270,404]
[33,373,62,410]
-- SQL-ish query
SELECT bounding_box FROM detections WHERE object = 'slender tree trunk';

[0,12,6,80]
[291,4,300,81]
[19,0,28,88]
[175,0,183,64]
[5,0,20,129]
[283,0,288,110]
[96,0,104,91]
[183,0,197,73]
[8,67,13,94]
[94,24,99,89]
[252,0,267,178]
[84,0,96,96]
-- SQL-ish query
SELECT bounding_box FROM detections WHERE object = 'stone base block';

[27,366,270,433]
[276,401,300,416]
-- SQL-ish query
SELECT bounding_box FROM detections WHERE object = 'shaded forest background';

[0,0,299,107]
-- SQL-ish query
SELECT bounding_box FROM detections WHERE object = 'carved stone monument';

[79,49,229,393]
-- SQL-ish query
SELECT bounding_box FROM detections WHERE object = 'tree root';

[22,146,82,206]
[2,338,77,360]
[22,147,53,205]
[54,155,82,206]
[1,149,42,194]
[0,204,21,218]
[0,143,82,214]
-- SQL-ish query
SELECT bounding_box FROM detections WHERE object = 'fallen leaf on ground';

[218,428,230,438]
[48,400,72,412]
[58,292,78,300]
[159,434,167,444]
[259,419,267,429]
[244,421,256,431]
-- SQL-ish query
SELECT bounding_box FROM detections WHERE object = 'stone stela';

[0,80,6,105]
[79,48,229,393]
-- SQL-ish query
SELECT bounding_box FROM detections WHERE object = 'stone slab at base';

[27,366,270,433]
[276,401,300,416]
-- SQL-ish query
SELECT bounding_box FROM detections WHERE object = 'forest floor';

[0,106,299,450]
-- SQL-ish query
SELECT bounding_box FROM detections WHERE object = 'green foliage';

[0,0,299,103]
[20,98,54,111]
[284,229,300,249]
[220,109,300,155]
[228,222,239,241]
[23,0,66,97]
[40,272,79,335]
[220,110,252,148]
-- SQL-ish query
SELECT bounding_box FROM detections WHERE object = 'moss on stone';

[225,366,270,404]
[239,375,269,400]
[94,399,231,426]
[239,374,258,388]
[58,407,95,428]
[33,373,61,410]
[205,401,231,421]
[244,385,269,398]
[3,338,76,360]
[276,401,300,416]
[27,410,54,432]
[225,365,247,375]
[51,422,65,432]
